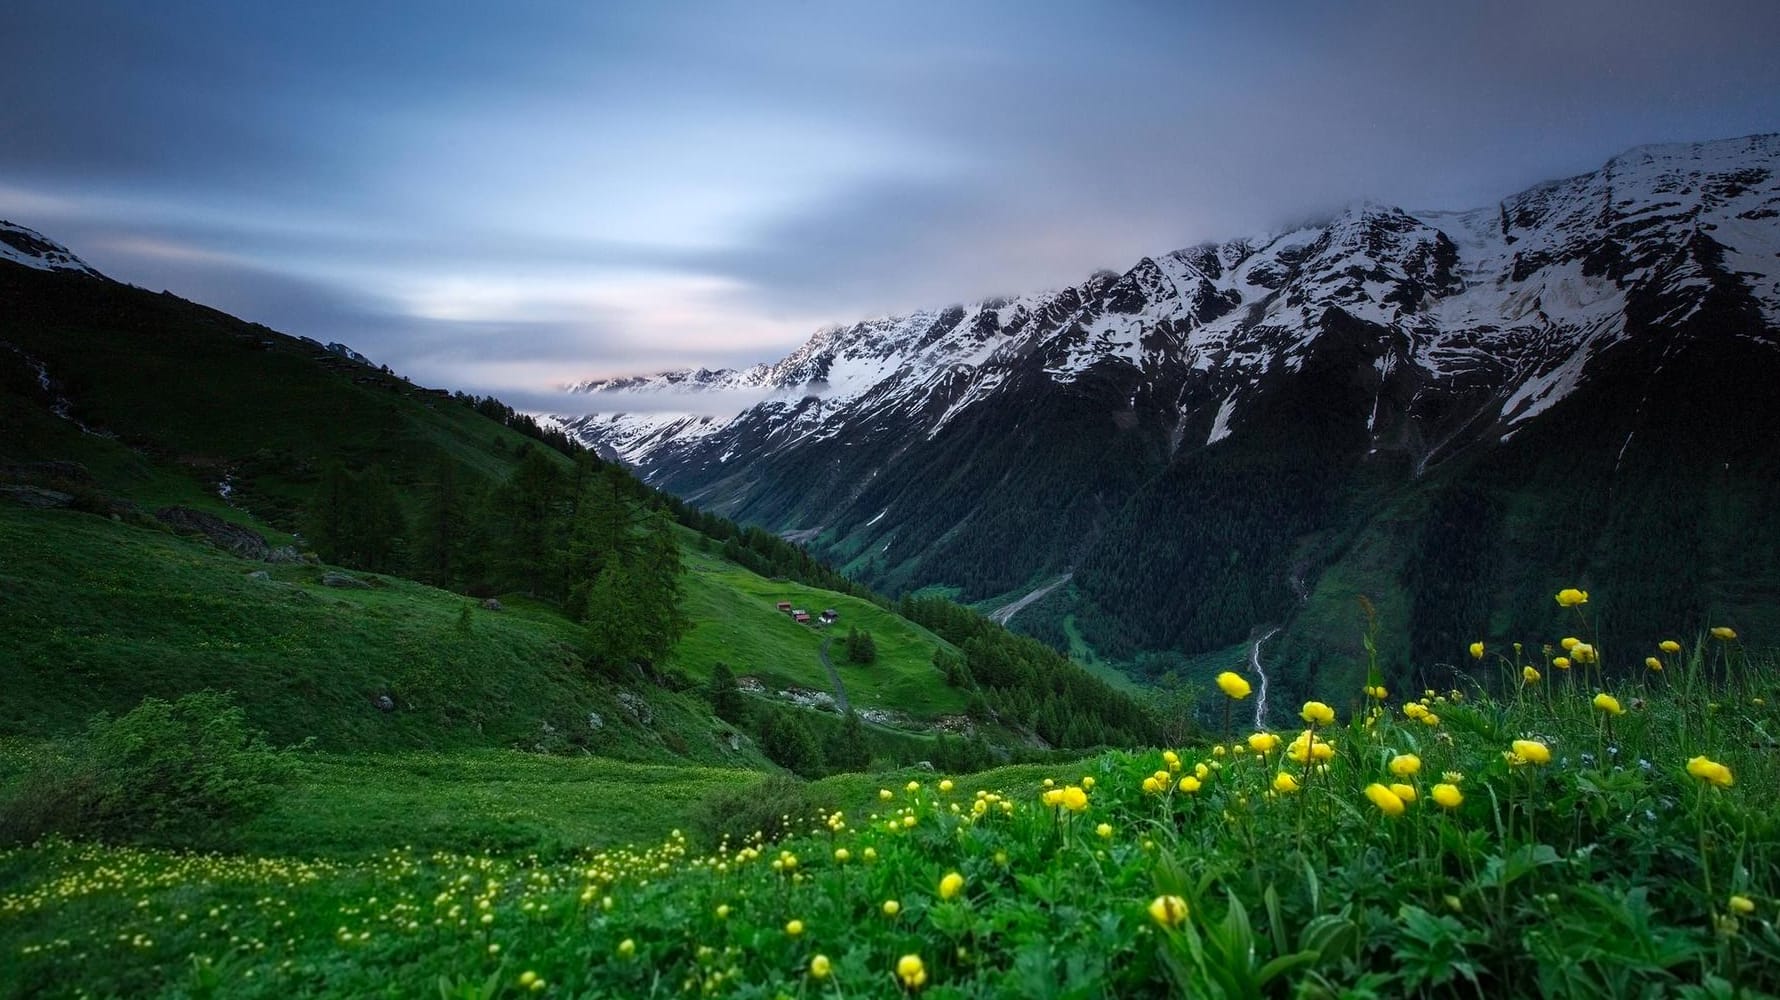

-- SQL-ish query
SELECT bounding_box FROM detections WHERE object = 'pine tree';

[709,661,746,724]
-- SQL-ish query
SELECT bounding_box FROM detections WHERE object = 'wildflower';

[1687,756,1734,788]
[1248,732,1279,754]
[1571,643,1597,664]
[1419,713,1440,727]
[1364,783,1406,817]
[906,780,920,793]
[1212,745,1226,757]
[1469,641,1485,660]
[1509,740,1551,766]
[1432,783,1463,809]
[1403,703,1428,721]
[1217,672,1252,699]
[1272,772,1300,794]
[1561,637,1581,651]
[834,848,850,863]
[939,872,964,900]
[1195,762,1210,779]
[810,955,832,980]
[863,847,877,863]
[618,938,636,958]
[1556,588,1589,607]
[1523,666,1541,684]
[1364,684,1388,699]
[883,899,901,916]
[715,904,730,920]
[785,919,805,936]
[1082,776,1096,789]
[1443,770,1463,783]
[1041,788,1063,807]
[1096,822,1113,839]
[1060,785,1089,812]
[1390,783,1418,803]
[1552,656,1571,670]
[1301,701,1335,725]
[1389,754,1421,778]
[879,789,893,801]
[896,954,928,990]
[1659,640,1682,654]
[519,972,539,989]
[938,779,954,793]
[1141,776,1162,795]
[1148,894,1189,928]
[1645,657,1662,671]
[1729,895,1756,916]
[1177,776,1201,794]
[1593,693,1624,716]
[1711,626,1738,641]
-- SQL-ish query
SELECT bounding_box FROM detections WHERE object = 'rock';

[266,546,303,564]
[0,460,93,485]
[481,598,504,611]
[915,760,936,772]
[374,694,395,713]
[726,732,742,752]
[153,505,270,560]
[587,712,604,731]
[616,690,653,726]
[0,485,73,508]
[321,571,371,589]
[246,570,271,581]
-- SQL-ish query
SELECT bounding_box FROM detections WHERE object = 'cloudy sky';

[4,1,1779,407]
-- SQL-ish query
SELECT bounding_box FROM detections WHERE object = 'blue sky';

[4,1,1779,405]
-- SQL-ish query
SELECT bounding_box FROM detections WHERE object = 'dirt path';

[818,635,851,714]
[989,572,1073,626]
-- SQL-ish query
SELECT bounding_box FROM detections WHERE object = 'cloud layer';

[5,1,1779,409]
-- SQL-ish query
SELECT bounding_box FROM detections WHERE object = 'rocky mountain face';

[0,221,105,278]
[559,135,1780,692]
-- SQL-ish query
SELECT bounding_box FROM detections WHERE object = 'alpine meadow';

[5,4,1780,997]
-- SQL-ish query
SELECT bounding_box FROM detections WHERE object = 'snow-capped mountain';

[566,134,1780,475]
[0,221,105,278]
[563,134,1780,675]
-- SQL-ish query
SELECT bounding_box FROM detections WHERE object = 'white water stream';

[1250,626,1280,730]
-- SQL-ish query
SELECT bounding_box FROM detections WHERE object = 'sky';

[4,1,1780,411]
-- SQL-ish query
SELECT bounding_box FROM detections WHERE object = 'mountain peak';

[0,221,105,279]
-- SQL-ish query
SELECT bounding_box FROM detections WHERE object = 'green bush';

[0,690,296,847]
[687,773,827,850]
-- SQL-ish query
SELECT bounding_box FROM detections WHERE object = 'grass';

[236,752,755,859]
[0,504,757,766]
[3,629,1776,998]
[670,547,966,720]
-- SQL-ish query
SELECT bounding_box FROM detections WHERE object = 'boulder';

[321,571,371,589]
[481,598,504,611]
[153,505,270,560]
[266,546,303,564]
[0,485,73,508]
[373,694,396,713]
[246,570,271,582]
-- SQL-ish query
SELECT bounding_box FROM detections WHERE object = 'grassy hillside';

[671,546,967,720]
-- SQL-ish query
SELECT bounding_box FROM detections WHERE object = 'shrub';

[0,690,296,847]
[688,773,826,850]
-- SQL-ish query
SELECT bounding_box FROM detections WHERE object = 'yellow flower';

[1523,665,1541,684]
[906,780,921,793]
[1552,656,1571,670]
[1177,776,1201,794]
[715,904,730,920]
[1363,684,1388,699]
[882,899,901,916]
[1432,783,1463,809]
[1364,783,1406,817]
[1141,776,1161,794]
[518,971,539,989]
[618,938,636,958]
[1419,713,1440,727]
[1272,772,1300,794]
[1390,782,1417,803]
[1711,626,1738,641]
[1389,754,1421,778]
[1555,588,1589,607]
[785,919,805,936]
[938,779,954,793]
[1509,739,1551,766]
[1659,640,1682,654]
[1645,657,1662,671]
[1301,701,1335,725]
[1096,822,1113,839]
[1248,732,1279,754]
[1561,636,1581,651]
[1060,785,1089,812]
[1216,671,1252,699]
[1469,641,1485,660]
[1592,692,1623,716]
[896,954,927,990]
[1687,756,1734,788]
[879,789,893,801]
[810,954,832,979]
[1081,776,1096,789]
[1729,895,1756,916]
[1041,788,1063,807]
[1195,762,1210,779]
[1403,703,1428,720]
[1571,643,1597,664]
[938,872,964,900]
[1148,894,1189,928]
